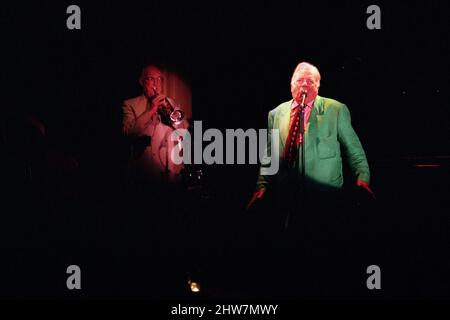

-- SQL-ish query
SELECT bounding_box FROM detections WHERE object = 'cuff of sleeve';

[357,173,370,184]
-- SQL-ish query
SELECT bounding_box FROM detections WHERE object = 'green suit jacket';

[257,95,370,193]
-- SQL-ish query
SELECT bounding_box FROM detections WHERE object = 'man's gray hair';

[291,61,321,86]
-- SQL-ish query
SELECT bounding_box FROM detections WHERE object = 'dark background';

[0,1,449,299]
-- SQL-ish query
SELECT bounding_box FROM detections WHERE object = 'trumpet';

[154,87,185,127]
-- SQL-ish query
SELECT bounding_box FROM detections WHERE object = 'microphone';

[300,91,307,108]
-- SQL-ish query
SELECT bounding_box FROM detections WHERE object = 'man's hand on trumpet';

[147,91,168,117]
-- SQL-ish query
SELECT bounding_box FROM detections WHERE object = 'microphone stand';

[299,100,306,192]
[285,93,307,230]
[294,92,307,194]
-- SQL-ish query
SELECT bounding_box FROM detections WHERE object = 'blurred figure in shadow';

[1,111,48,249]
[1,111,81,246]
[246,61,375,298]
[0,109,82,297]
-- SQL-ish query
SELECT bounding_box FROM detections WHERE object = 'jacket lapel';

[306,96,323,142]
[278,101,292,150]
[314,95,324,115]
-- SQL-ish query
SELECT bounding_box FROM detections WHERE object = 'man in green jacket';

[248,62,374,209]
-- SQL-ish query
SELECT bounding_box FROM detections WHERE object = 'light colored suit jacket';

[257,95,370,193]
[121,94,186,186]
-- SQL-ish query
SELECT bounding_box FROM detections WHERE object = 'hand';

[246,190,265,210]
[356,179,376,200]
[148,94,167,115]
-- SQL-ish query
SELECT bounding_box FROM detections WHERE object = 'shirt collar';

[291,99,314,110]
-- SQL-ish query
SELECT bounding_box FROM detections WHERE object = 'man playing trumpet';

[121,64,187,187]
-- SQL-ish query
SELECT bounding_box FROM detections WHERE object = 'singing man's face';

[290,68,320,105]
[141,66,164,98]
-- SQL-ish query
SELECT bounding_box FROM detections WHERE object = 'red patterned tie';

[284,106,303,169]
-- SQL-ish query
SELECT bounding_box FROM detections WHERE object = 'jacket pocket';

[317,138,337,159]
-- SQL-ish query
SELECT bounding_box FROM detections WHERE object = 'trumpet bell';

[170,109,184,126]
[157,97,185,128]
